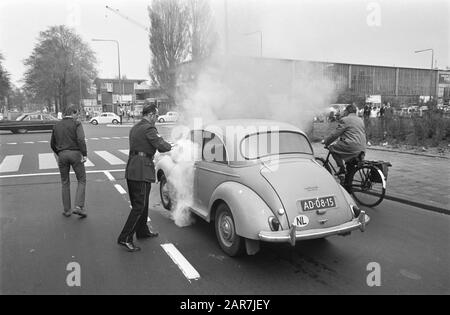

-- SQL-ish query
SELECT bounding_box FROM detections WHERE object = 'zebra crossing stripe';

[38,153,58,169]
[85,159,94,167]
[118,150,129,156]
[0,155,23,173]
[94,151,126,165]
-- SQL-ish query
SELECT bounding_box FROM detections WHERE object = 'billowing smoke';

[177,55,341,130]
[156,136,200,227]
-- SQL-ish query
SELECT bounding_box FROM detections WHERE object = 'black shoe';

[136,230,159,239]
[62,210,72,217]
[117,240,141,252]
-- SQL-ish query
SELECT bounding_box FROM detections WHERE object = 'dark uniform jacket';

[324,113,366,161]
[125,118,171,183]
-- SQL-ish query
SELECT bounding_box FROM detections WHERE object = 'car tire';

[159,173,172,210]
[91,120,98,125]
[112,119,119,125]
[11,129,18,134]
[158,118,165,123]
[215,203,245,257]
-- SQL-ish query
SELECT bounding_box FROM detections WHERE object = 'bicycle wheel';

[348,165,386,207]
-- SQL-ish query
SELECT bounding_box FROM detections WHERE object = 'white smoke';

[177,55,340,131]
[157,137,200,227]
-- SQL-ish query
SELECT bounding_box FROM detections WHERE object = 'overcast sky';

[0,0,448,86]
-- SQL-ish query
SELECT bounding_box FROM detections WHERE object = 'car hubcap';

[219,213,235,247]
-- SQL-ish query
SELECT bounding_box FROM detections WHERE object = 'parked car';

[89,112,120,125]
[158,111,179,123]
[0,112,58,134]
[155,119,370,256]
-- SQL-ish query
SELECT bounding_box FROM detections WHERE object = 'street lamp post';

[92,39,122,111]
[414,48,434,100]
[243,31,262,57]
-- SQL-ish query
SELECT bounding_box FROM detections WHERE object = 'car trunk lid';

[260,158,353,230]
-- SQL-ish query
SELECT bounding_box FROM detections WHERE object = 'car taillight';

[350,205,361,218]
[268,216,280,231]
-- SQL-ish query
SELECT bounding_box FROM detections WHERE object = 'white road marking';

[84,158,94,167]
[161,243,201,281]
[38,153,58,169]
[94,151,126,165]
[101,137,111,140]
[0,155,23,173]
[38,141,49,143]
[0,168,125,179]
[114,184,127,195]
[112,137,121,139]
[7,143,17,145]
[103,171,115,181]
[90,138,99,140]
[24,141,34,144]
[118,150,129,156]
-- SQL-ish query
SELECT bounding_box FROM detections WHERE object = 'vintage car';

[0,112,58,134]
[89,112,121,125]
[158,111,179,123]
[155,119,369,256]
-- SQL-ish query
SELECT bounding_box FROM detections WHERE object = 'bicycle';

[315,148,391,207]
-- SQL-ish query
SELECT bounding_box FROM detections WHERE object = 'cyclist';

[324,103,366,176]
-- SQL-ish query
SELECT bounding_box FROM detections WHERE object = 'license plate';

[300,196,336,211]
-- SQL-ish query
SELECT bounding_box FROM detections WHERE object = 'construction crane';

[105,5,149,33]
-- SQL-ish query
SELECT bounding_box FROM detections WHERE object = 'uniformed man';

[117,103,172,252]
[324,104,366,175]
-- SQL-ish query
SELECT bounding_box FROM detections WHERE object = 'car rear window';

[241,131,313,160]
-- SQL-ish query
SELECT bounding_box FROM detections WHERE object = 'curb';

[383,192,449,215]
[367,147,450,160]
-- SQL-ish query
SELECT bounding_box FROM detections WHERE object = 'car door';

[194,131,230,218]
[99,113,108,124]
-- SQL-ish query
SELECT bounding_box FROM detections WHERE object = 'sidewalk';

[312,142,450,214]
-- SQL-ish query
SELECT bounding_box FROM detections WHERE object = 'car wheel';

[158,118,165,123]
[91,120,98,125]
[159,173,172,210]
[11,129,18,134]
[112,119,119,125]
[17,129,28,134]
[215,203,245,257]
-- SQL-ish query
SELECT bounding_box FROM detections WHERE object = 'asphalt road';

[1,123,449,294]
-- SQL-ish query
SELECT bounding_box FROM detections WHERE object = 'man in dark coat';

[324,104,366,175]
[118,103,172,252]
[51,105,88,218]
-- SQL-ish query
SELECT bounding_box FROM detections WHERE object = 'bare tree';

[148,0,190,104]
[188,0,218,62]
[0,52,11,104]
[23,26,97,113]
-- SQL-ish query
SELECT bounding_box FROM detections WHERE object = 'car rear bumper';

[258,211,370,245]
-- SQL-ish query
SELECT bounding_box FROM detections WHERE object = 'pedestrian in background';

[117,103,172,252]
[51,105,87,218]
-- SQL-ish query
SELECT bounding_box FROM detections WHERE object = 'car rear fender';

[208,181,276,240]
